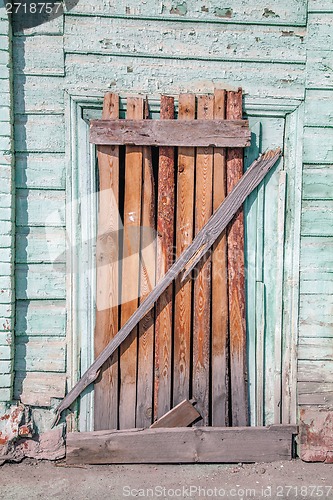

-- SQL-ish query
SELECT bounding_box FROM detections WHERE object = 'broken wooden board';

[90,119,250,147]
[150,399,201,429]
[66,425,298,464]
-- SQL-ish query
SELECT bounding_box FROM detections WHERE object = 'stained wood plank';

[66,426,298,465]
[119,97,144,429]
[136,109,156,428]
[211,89,228,426]
[94,93,120,431]
[226,89,248,427]
[154,96,175,420]
[173,94,195,407]
[56,150,281,420]
[192,95,214,427]
[90,119,250,147]
[150,399,200,429]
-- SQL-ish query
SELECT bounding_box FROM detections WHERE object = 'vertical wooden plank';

[119,97,144,429]
[211,89,229,426]
[94,93,120,431]
[226,89,249,427]
[274,170,286,424]
[136,108,156,427]
[154,96,175,420]
[193,95,214,426]
[173,94,195,407]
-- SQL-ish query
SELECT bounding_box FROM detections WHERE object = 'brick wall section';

[0,6,14,402]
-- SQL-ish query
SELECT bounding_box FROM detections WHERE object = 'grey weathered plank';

[298,382,333,406]
[66,425,297,464]
[55,149,281,421]
[90,119,250,147]
[150,399,201,429]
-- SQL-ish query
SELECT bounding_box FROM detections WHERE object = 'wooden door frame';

[65,91,303,432]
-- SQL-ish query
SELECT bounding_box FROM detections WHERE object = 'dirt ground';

[0,459,332,500]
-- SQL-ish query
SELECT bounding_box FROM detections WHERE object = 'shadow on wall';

[8,0,79,32]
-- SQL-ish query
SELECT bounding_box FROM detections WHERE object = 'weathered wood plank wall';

[298,5,333,410]
[4,0,331,444]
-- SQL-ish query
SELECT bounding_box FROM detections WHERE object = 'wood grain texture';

[154,95,175,420]
[211,89,229,426]
[193,95,214,426]
[226,89,248,427]
[150,399,200,428]
[136,123,156,428]
[119,97,144,429]
[173,94,195,407]
[56,150,281,420]
[90,119,250,147]
[66,425,297,465]
[94,93,120,431]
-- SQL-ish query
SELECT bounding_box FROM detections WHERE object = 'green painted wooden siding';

[298,8,333,408]
[0,0,330,420]
[0,1,14,402]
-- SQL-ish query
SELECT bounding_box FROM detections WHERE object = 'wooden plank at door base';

[119,97,144,430]
[94,93,119,431]
[226,89,249,427]
[154,96,175,420]
[66,425,298,465]
[150,399,201,428]
[90,119,251,147]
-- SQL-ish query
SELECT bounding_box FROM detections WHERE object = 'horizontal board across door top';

[90,119,250,147]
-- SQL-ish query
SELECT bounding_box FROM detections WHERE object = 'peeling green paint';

[214,7,233,18]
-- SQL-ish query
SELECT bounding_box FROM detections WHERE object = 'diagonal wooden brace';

[54,148,281,425]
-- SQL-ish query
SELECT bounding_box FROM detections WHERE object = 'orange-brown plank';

[119,97,144,429]
[136,138,156,428]
[173,94,195,406]
[94,93,120,430]
[211,89,229,426]
[226,89,248,427]
[154,96,175,420]
[192,95,214,426]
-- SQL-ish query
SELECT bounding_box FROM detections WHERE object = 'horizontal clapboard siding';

[15,300,66,337]
[16,226,66,264]
[16,264,66,300]
[65,53,305,99]
[16,189,65,227]
[14,371,66,407]
[12,35,64,76]
[14,114,65,152]
[303,166,333,199]
[15,153,66,190]
[15,337,66,372]
[66,0,307,25]
[64,16,306,63]
[301,201,333,236]
[13,75,64,114]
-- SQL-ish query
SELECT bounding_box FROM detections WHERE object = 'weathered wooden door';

[93,90,251,431]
